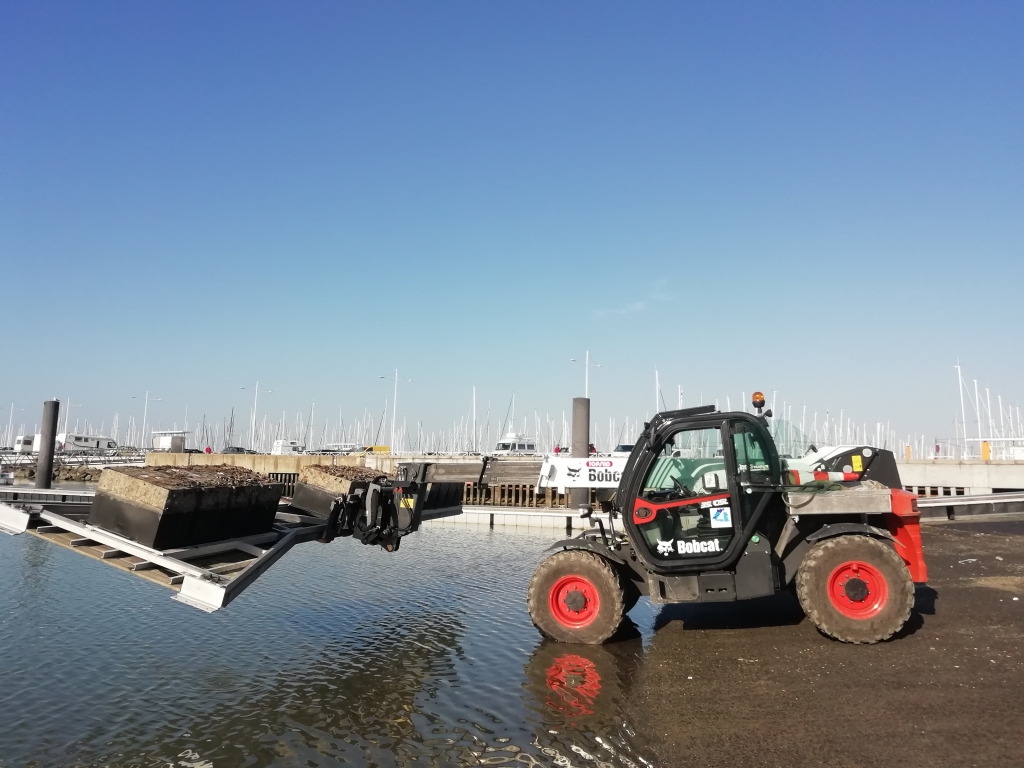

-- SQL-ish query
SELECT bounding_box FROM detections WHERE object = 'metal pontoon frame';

[0,492,327,612]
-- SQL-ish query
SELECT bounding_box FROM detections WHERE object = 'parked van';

[271,440,305,455]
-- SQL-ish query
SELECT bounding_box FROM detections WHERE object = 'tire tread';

[527,550,626,644]
[795,535,914,644]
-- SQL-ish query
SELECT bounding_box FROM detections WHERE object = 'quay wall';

[896,460,1024,495]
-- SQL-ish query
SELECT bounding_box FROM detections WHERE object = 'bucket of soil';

[89,466,282,550]
[290,465,390,519]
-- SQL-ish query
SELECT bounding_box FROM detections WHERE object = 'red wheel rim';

[549,574,601,628]
[827,560,889,619]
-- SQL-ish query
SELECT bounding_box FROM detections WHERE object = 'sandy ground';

[626,515,1024,768]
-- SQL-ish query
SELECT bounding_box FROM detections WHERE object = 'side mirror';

[702,472,720,492]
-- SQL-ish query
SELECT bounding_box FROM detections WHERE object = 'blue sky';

[2,2,1022,445]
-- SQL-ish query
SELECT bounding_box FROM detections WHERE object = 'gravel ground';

[626,515,1024,768]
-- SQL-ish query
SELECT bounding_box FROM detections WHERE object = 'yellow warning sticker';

[401,497,416,509]
[851,455,863,472]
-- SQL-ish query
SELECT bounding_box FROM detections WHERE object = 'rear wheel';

[528,550,626,644]
[795,535,914,644]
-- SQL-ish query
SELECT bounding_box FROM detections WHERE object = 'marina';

[2,508,1023,767]
[3,4,1022,764]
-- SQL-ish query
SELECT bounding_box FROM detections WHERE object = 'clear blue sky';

[2,2,1021,445]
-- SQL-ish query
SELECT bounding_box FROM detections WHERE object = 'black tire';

[795,535,914,644]
[528,550,627,644]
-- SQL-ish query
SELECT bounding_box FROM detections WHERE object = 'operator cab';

[622,405,779,571]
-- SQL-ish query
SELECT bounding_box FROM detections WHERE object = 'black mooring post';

[570,396,591,511]
[35,399,60,489]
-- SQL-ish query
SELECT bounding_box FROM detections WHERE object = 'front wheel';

[528,550,627,644]
[795,535,915,644]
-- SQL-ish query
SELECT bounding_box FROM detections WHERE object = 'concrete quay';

[897,459,1024,495]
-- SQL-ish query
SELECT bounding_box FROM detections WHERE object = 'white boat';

[491,432,538,456]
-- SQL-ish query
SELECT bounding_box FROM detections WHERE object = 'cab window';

[641,427,726,501]
[732,423,774,485]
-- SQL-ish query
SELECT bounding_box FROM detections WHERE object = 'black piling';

[35,400,60,490]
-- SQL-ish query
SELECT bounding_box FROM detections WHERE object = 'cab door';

[729,417,781,526]
[627,423,741,568]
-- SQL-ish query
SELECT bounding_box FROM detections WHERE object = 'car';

[221,446,259,454]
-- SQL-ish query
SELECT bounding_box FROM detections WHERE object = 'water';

[0,526,658,767]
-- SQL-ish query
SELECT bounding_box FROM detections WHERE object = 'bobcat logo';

[565,466,582,479]
[656,539,674,556]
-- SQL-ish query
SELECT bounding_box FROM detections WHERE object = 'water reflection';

[522,623,650,768]
[0,526,657,768]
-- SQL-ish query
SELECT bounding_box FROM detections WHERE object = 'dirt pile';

[298,464,389,496]
[99,465,273,491]
[13,465,104,483]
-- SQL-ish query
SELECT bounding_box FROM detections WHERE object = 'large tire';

[795,535,914,644]
[528,550,627,644]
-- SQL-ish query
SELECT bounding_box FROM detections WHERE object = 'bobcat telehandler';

[527,394,927,644]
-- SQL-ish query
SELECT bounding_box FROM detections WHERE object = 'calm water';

[0,525,659,767]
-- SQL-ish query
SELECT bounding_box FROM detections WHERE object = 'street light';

[379,371,412,451]
[240,383,272,450]
[570,351,601,399]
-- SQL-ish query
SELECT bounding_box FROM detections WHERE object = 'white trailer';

[56,433,118,453]
[13,434,38,454]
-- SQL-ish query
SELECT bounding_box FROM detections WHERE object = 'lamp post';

[570,351,601,398]
[379,371,412,451]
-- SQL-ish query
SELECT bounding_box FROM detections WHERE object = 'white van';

[271,440,305,455]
